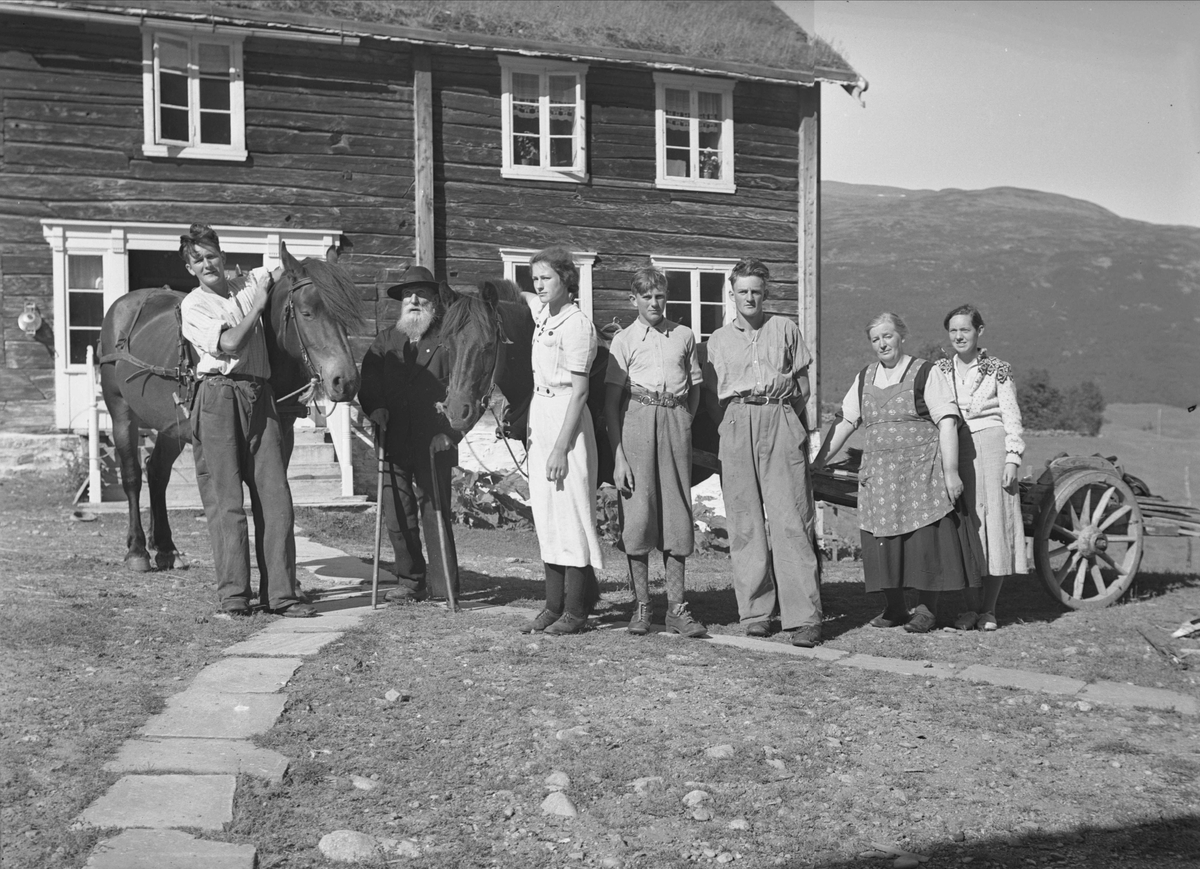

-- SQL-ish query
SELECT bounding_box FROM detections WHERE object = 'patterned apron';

[859,361,952,537]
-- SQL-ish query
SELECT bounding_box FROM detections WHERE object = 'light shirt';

[604,318,701,395]
[839,356,959,427]
[703,314,811,402]
[938,351,1026,462]
[532,303,597,391]
[180,268,271,378]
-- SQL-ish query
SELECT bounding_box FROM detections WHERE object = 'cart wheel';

[1033,469,1144,609]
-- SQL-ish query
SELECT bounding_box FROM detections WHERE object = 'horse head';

[266,241,364,406]
[436,281,510,433]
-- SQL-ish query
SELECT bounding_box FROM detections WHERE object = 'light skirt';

[959,426,1028,576]
[527,392,604,569]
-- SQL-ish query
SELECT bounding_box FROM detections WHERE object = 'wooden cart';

[811,452,1200,610]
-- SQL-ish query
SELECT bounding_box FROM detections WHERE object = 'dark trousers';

[192,377,300,612]
[380,449,458,598]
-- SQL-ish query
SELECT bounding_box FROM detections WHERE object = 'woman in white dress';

[520,247,604,635]
[939,304,1027,631]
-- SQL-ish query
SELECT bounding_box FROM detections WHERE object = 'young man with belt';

[179,223,316,618]
[702,258,822,646]
[604,266,708,638]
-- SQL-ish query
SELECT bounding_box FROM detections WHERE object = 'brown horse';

[99,242,363,572]
[433,283,628,484]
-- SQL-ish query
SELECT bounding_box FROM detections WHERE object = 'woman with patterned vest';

[940,304,1027,631]
[814,312,982,633]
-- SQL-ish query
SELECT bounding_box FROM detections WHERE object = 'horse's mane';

[441,291,498,338]
[294,258,365,332]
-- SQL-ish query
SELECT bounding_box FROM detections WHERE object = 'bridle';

[273,274,323,408]
[436,308,508,423]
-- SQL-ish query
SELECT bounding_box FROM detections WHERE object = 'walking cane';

[429,441,459,613]
[371,419,387,610]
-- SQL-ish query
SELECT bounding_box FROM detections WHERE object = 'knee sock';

[544,563,565,615]
[917,590,940,615]
[981,575,1005,614]
[564,566,587,618]
[664,553,686,608]
[882,588,908,620]
[962,586,984,613]
[627,555,650,604]
[584,566,600,613]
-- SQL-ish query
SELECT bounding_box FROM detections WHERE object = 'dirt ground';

[1,477,1198,869]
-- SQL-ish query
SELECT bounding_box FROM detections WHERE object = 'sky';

[776,0,1200,228]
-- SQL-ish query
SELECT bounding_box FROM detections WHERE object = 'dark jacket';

[359,324,462,470]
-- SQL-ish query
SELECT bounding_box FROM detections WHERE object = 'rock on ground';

[318,830,380,863]
[545,771,571,790]
[541,791,578,817]
[682,790,711,807]
[705,744,735,759]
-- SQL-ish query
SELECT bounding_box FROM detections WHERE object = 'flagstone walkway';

[79,534,1197,867]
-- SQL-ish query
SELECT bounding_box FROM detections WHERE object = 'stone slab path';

[81,535,1198,867]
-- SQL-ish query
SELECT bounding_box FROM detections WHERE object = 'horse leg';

[146,436,186,571]
[108,396,152,573]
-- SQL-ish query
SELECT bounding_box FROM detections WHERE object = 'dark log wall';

[430,47,806,331]
[0,11,814,432]
[0,15,416,429]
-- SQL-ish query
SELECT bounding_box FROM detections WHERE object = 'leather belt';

[630,389,687,408]
[728,394,787,406]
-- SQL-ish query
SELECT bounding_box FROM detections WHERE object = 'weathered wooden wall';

[1,11,815,432]
[0,15,417,430]
[429,48,805,330]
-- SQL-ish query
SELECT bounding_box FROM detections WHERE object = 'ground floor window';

[41,220,337,431]
[649,255,738,341]
[499,247,597,318]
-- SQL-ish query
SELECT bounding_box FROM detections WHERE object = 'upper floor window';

[654,73,735,194]
[500,57,588,183]
[651,255,738,341]
[141,28,247,161]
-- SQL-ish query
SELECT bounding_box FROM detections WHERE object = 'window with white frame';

[651,255,738,340]
[499,57,588,182]
[500,248,597,317]
[654,73,735,193]
[142,28,246,161]
[66,255,104,365]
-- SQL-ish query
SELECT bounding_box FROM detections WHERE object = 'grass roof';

[214,0,856,77]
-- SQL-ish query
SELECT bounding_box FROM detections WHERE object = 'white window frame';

[499,56,588,183]
[651,255,739,340]
[141,26,247,162]
[41,220,337,431]
[500,248,597,318]
[653,73,735,194]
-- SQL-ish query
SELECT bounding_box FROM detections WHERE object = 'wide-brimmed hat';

[386,265,441,301]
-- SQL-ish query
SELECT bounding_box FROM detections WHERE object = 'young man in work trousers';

[179,223,316,618]
[702,258,822,646]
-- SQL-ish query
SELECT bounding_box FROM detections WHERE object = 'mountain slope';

[819,181,1200,408]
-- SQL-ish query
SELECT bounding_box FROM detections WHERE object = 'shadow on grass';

[798,814,1199,869]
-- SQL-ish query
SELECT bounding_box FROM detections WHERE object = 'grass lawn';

[2,473,1198,869]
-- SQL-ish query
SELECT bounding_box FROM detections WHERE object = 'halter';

[436,307,509,424]
[274,275,323,407]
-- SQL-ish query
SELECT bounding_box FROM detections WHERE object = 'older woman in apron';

[815,312,982,632]
[519,246,604,636]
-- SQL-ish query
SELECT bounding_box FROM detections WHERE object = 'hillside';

[819,181,1200,408]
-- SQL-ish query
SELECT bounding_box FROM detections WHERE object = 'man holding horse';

[359,265,460,604]
[179,223,317,618]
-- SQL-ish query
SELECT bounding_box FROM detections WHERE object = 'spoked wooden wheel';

[1033,469,1144,609]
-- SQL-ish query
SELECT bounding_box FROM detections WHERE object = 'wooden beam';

[413,46,435,270]
[798,85,820,434]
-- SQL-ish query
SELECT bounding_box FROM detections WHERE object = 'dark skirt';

[860,506,983,593]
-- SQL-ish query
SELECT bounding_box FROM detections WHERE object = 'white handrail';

[86,345,101,504]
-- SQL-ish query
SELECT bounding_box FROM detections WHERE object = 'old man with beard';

[359,265,461,603]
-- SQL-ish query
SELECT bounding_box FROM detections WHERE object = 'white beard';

[399,306,435,342]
